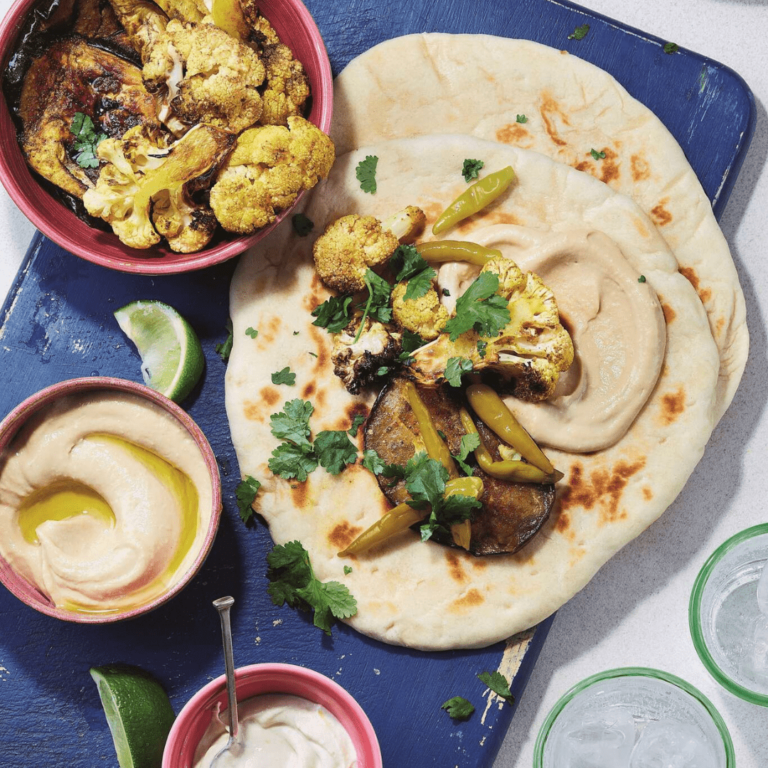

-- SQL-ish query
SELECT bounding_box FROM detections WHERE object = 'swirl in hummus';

[437,225,666,452]
[0,391,213,613]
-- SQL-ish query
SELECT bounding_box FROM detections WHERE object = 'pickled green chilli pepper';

[417,241,502,267]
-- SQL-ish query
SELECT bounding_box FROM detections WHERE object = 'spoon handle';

[213,596,239,741]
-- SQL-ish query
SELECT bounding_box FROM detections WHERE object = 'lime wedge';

[114,300,204,403]
[90,664,176,768]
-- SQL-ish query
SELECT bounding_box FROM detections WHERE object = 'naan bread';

[226,136,720,649]
[331,34,747,420]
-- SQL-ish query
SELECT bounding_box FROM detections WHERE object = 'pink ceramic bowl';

[0,0,333,274]
[164,663,383,768]
[0,376,222,622]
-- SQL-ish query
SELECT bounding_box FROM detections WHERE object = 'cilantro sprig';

[271,367,296,386]
[478,671,514,705]
[354,269,392,342]
[348,414,367,436]
[70,112,106,169]
[391,244,436,301]
[442,697,475,720]
[443,272,510,341]
[568,23,590,41]
[445,357,474,387]
[215,319,234,362]
[312,295,353,333]
[462,159,484,182]
[356,155,378,194]
[235,476,261,523]
[362,448,406,483]
[266,541,357,635]
[590,148,607,160]
[453,433,481,477]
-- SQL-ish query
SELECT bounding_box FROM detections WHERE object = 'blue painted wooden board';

[0,0,755,766]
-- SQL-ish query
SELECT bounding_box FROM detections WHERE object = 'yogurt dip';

[0,391,213,613]
[192,694,357,768]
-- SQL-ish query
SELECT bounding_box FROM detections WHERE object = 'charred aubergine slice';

[18,38,159,199]
[364,377,556,556]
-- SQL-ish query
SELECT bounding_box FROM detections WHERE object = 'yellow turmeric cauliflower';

[409,257,574,401]
[142,20,265,134]
[210,115,334,234]
[392,282,449,341]
[83,124,234,250]
[259,42,310,126]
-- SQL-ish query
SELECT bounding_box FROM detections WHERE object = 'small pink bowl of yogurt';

[164,663,382,768]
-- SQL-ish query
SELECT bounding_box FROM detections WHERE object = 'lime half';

[90,664,176,768]
[115,300,204,403]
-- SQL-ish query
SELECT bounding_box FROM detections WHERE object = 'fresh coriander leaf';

[70,112,89,138]
[269,399,314,447]
[74,148,100,169]
[664,42,679,54]
[516,114,528,124]
[268,442,318,481]
[398,329,426,364]
[293,331,300,335]
[478,671,514,705]
[70,112,107,169]
[356,155,378,194]
[445,357,474,387]
[442,288,451,297]
[442,696,475,720]
[403,268,436,301]
[361,449,406,481]
[348,414,367,436]
[245,327,258,339]
[314,430,359,475]
[590,148,607,160]
[421,493,482,542]
[638,275,647,283]
[477,340,488,358]
[235,476,261,523]
[462,158,484,182]
[437,430,447,442]
[391,245,436,301]
[271,367,296,386]
[355,269,392,341]
[312,295,353,333]
[308,351,318,358]
[344,565,353,575]
[452,433,481,477]
[405,451,448,508]
[376,366,390,376]
[568,23,590,40]
[215,319,234,362]
[292,213,313,236]
[266,540,357,635]
[443,272,511,341]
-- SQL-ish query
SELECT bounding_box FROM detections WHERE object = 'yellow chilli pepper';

[416,241,502,267]
[404,382,458,479]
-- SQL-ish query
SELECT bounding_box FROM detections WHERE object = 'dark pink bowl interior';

[0,377,223,623]
[0,0,333,274]
[164,663,383,768]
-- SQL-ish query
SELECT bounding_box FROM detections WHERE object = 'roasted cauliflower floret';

[332,316,402,395]
[392,282,449,341]
[107,0,168,62]
[83,124,234,250]
[210,116,334,234]
[382,205,427,244]
[258,42,310,126]
[143,20,265,134]
[313,215,399,294]
[409,257,574,401]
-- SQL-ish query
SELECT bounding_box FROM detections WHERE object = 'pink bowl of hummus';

[164,663,382,768]
[0,376,222,622]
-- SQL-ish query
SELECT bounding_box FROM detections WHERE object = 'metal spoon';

[210,596,245,767]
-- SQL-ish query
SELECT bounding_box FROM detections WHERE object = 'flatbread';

[331,34,747,421]
[226,136,720,649]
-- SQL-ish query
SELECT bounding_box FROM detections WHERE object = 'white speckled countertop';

[0,0,766,766]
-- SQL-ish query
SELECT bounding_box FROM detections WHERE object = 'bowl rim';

[532,666,735,767]
[0,376,223,623]
[0,0,333,275]
[163,662,383,768]
[689,523,768,707]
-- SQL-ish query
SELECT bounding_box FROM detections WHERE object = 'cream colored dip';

[192,694,357,768]
[0,392,213,613]
[437,225,666,452]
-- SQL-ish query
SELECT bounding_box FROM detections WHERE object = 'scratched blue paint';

[0,0,755,766]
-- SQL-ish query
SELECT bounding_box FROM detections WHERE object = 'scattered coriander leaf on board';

[71,112,106,169]
[477,340,488,358]
[215,319,233,362]
[568,23,590,40]
[664,42,679,54]
[344,565,353,575]
[516,114,528,124]
[312,294,353,333]
[356,155,378,194]
[268,442,318,482]
[590,148,607,160]
[444,272,511,341]
[478,671,514,705]
[445,356,474,387]
[314,430,359,475]
[638,275,647,283]
[348,414,367,436]
[269,399,313,447]
[235,476,261,523]
[441,696,475,720]
[271,367,296,386]
[462,158,484,182]
[245,327,258,339]
[266,541,357,635]
[292,213,313,236]
[453,433,481,477]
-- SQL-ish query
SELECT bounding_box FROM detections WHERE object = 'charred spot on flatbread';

[660,387,686,425]
[651,198,673,226]
[599,148,620,184]
[679,266,700,290]
[662,304,676,324]
[495,123,533,147]
[328,520,363,550]
[539,92,570,147]
[631,153,651,182]
[364,378,556,556]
